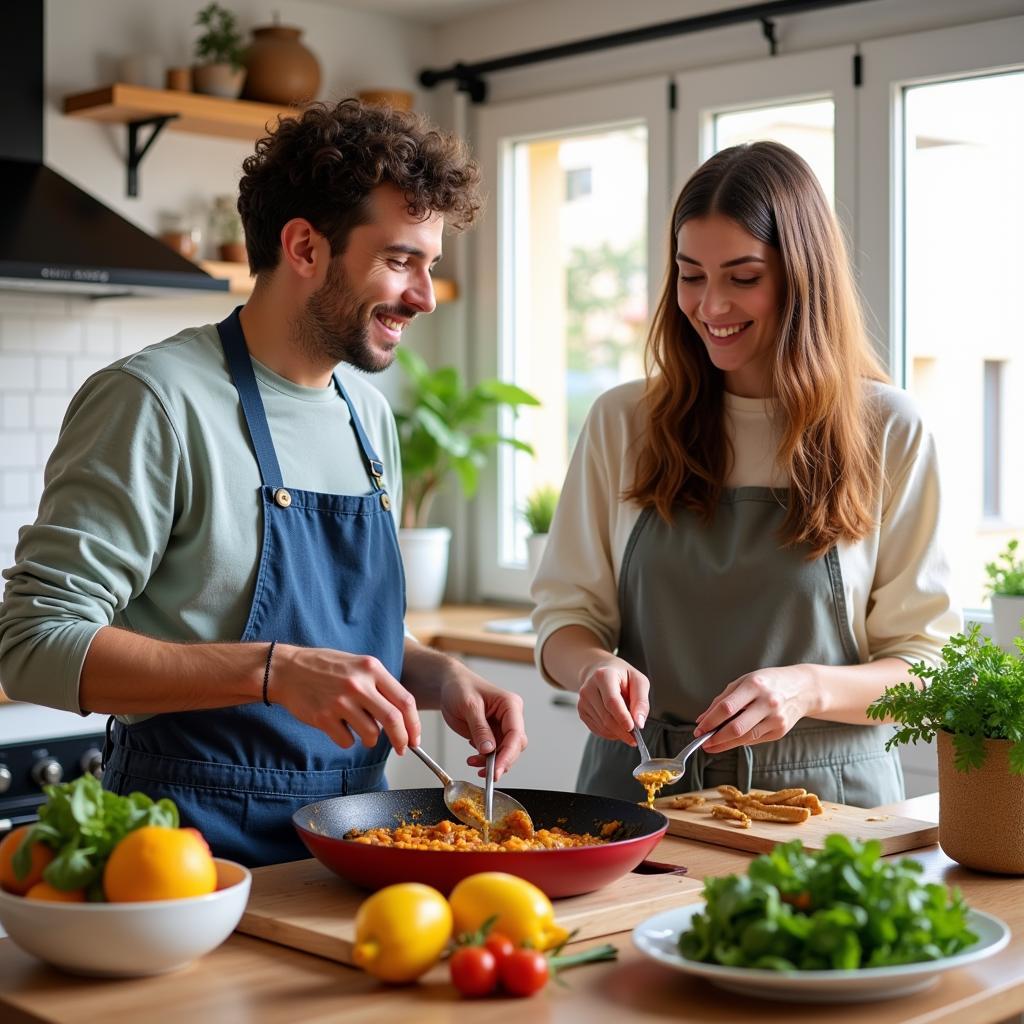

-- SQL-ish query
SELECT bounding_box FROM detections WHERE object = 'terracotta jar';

[938,729,1024,874]
[243,24,320,105]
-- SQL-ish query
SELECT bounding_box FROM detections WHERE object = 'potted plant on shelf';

[987,538,1024,653]
[868,625,1024,874]
[209,195,246,263]
[394,347,540,610]
[192,2,246,99]
[522,484,559,582]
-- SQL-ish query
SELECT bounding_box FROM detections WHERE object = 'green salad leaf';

[678,835,977,971]
[12,774,178,900]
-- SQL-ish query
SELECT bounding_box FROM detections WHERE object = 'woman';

[531,141,959,807]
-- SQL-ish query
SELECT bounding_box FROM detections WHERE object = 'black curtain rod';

[419,0,874,103]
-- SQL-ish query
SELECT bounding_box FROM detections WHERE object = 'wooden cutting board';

[654,789,938,855]
[237,857,702,965]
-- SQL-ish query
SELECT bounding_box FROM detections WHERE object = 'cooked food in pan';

[344,817,623,852]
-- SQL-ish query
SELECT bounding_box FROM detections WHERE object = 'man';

[0,100,527,866]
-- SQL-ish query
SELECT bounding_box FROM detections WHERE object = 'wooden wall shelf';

[198,261,458,303]
[63,83,292,140]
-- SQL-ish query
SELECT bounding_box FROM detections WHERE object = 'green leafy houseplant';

[986,538,1024,597]
[522,484,559,535]
[866,625,1024,774]
[394,347,540,529]
[194,2,246,70]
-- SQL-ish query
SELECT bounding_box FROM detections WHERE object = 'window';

[474,78,670,599]
[983,361,1003,520]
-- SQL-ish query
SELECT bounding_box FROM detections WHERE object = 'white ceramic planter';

[398,527,451,610]
[991,594,1024,653]
[526,532,548,583]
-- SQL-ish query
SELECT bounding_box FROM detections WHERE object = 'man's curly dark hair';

[237,99,482,274]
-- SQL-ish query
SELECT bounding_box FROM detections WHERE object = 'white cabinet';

[898,738,938,799]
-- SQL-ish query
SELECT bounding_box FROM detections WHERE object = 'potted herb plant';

[394,347,540,609]
[192,2,246,98]
[987,538,1024,653]
[522,484,559,581]
[868,625,1024,874]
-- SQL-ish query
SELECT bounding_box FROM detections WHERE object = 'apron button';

[380,493,392,511]
[274,488,292,508]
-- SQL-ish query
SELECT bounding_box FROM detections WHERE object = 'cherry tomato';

[500,948,549,997]
[484,932,516,967]
[450,946,499,997]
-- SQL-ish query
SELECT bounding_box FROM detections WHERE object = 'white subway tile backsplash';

[0,317,35,352]
[0,355,35,389]
[28,317,83,354]
[32,394,71,430]
[0,510,32,547]
[83,320,118,356]
[1,472,31,508]
[1,395,31,429]
[0,294,70,317]
[35,432,59,466]
[0,433,39,469]
[35,357,69,391]
[70,354,115,387]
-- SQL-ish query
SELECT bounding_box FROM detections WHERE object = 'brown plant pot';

[217,242,248,264]
[938,729,1024,874]
[243,25,320,105]
[357,89,413,111]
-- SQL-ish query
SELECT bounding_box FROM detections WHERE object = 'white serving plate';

[632,902,1010,1002]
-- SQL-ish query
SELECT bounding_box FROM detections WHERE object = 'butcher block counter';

[2,795,1023,1024]
[405,604,537,663]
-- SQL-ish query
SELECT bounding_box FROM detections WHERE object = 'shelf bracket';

[126,114,178,197]
[761,18,779,56]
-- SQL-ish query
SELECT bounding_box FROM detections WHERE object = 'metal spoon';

[632,708,746,786]
[409,745,533,836]
[483,750,495,843]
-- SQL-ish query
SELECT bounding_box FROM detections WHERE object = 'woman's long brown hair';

[623,142,887,558]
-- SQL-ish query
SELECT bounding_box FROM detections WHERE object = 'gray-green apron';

[576,487,903,808]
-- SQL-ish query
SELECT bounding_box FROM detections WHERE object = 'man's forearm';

[79,625,267,715]
[399,638,459,709]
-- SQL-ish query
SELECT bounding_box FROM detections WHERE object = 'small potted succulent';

[868,626,1024,874]
[987,538,1024,653]
[192,2,246,98]
[522,484,559,582]
[394,347,540,609]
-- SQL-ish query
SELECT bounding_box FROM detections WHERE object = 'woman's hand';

[576,654,651,745]
[693,665,821,753]
[439,670,528,781]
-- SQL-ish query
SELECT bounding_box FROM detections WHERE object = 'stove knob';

[80,748,104,780]
[32,757,63,787]
[0,765,11,794]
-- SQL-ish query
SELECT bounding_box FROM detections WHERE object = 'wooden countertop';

[2,794,1023,1024]
[405,604,537,664]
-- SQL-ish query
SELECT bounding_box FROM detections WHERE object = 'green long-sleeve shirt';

[0,321,403,717]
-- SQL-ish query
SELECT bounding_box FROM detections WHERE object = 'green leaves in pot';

[394,347,540,529]
[679,835,977,971]
[985,538,1024,597]
[12,774,179,900]
[522,484,559,535]
[867,625,1024,774]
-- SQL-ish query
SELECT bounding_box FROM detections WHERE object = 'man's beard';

[294,257,410,374]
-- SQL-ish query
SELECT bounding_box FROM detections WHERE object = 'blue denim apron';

[104,308,406,866]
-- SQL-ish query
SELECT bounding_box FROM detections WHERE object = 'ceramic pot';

[193,63,245,99]
[937,729,1024,874]
[397,528,451,610]
[243,25,320,105]
[991,594,1024,653]
[526,533,548,583]
[217,242,247,264]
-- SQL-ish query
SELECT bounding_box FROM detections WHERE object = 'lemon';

[352,882,452,983]
[448,872,569,951]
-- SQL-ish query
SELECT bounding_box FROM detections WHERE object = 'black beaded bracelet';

[262,640,277,707]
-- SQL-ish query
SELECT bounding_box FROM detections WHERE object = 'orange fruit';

[0,826,54,895]
[103,826,217,903]
[25,881,86,902]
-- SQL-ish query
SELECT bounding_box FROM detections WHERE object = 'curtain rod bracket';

[761,18,779,56]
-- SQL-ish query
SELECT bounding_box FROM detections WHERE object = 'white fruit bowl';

[0,858,251,977]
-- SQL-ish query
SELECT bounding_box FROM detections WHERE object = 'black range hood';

[0,2,228,298]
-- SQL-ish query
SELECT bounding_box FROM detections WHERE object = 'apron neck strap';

[216,307,285,489]
[332,372,387,491]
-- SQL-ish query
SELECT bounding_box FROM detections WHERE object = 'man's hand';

[269,645,421,754]
[439,668,528,781]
